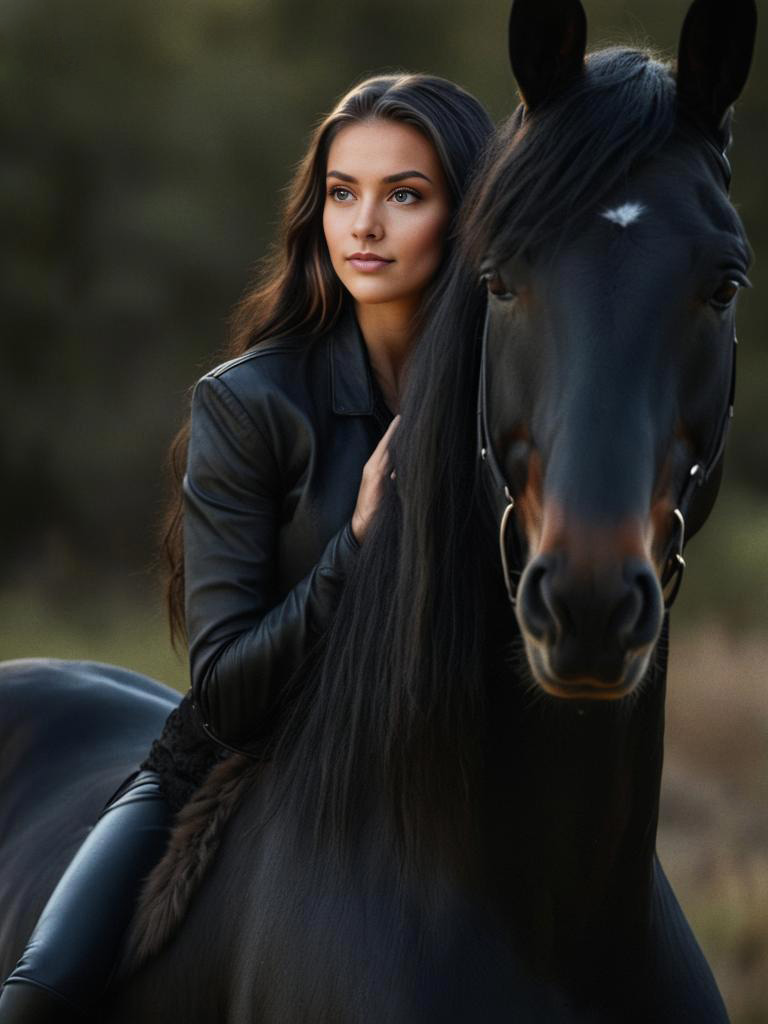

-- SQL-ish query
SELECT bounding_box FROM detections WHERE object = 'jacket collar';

[329,305,375,416]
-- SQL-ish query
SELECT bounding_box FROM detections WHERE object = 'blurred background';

[1,0,765,1017]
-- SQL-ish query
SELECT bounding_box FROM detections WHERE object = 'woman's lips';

[347,253,394,273]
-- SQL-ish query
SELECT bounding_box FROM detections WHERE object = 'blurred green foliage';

[1,0,765,621]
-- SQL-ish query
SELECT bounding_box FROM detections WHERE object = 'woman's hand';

[351,414,401,544]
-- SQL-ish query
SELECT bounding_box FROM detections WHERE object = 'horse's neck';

[483,624,667,977]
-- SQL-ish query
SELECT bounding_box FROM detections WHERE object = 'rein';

[476,132,738,611]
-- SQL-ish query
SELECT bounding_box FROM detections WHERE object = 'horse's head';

[476,0,756,699]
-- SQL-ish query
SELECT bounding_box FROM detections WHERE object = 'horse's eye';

[481,270,516,301]
[710,279,740,310]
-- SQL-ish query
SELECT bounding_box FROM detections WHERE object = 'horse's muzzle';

[515,551,663,698]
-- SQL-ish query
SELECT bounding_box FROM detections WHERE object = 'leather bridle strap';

[657,123,738,606]
[476,303,520,606]
[658,328,737,607]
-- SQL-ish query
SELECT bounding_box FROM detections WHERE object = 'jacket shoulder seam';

[197,374,274,457]
[208,338,311,379]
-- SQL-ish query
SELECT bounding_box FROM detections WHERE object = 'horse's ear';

[508,0,587,112]
[677,0,757,136]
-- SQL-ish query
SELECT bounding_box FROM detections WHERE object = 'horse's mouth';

[523,638,650,701]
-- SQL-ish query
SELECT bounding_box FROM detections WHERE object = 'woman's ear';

[508,0,587,113]
[677,0,757,137]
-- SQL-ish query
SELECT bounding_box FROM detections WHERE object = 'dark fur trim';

[118,753,259,974]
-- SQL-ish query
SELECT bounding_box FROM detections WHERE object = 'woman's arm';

[185,373,360,749]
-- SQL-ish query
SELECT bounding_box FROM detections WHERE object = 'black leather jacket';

[141,305,394,807]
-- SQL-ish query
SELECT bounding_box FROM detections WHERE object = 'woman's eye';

[330,187,352,202]
[482,270,516,301]
[710,279,740,310]
[390,188,419,204]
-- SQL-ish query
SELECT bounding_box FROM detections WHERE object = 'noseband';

[476,136,738,611]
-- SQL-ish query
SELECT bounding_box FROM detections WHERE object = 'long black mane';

[268,47,680,867]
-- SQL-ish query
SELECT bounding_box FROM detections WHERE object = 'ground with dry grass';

[659,627,768,1024]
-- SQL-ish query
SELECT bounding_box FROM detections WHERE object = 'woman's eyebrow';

[382,170,433,184]
[326,170,433,184]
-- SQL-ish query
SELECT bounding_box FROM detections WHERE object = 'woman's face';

[323,119,452,310]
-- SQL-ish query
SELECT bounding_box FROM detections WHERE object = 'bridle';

[476,311,738,611]
[476,133,738,611]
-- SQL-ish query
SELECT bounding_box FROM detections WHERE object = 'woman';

[0,72,493,1020]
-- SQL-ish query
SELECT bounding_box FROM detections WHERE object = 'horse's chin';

[521,636,653,701]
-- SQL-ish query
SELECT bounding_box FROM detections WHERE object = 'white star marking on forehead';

[601,202,646,228]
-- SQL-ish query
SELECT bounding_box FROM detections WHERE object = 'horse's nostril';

[621,561,663,649]
[518,556,556,642]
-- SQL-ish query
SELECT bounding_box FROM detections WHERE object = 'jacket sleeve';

[184,373,361,750]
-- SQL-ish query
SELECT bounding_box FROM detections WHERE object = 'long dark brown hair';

[163,72,494,646]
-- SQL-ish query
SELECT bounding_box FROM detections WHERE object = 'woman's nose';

[352,201,383,240]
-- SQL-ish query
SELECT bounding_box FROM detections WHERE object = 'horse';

[0,0,757,1020]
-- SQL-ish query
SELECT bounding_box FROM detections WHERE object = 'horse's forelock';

[464,47,678,268]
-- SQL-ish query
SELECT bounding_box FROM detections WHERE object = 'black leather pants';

[0,770,172,1021]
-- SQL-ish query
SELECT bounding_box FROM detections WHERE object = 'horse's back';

[0,657,176,734]
[0,658,179,976]
[0,657,178,814]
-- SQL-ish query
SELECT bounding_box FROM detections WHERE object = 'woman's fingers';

[380,414,400,476]
[384,413,401,439]
[351,415,402,544]
[371,414,400,464]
